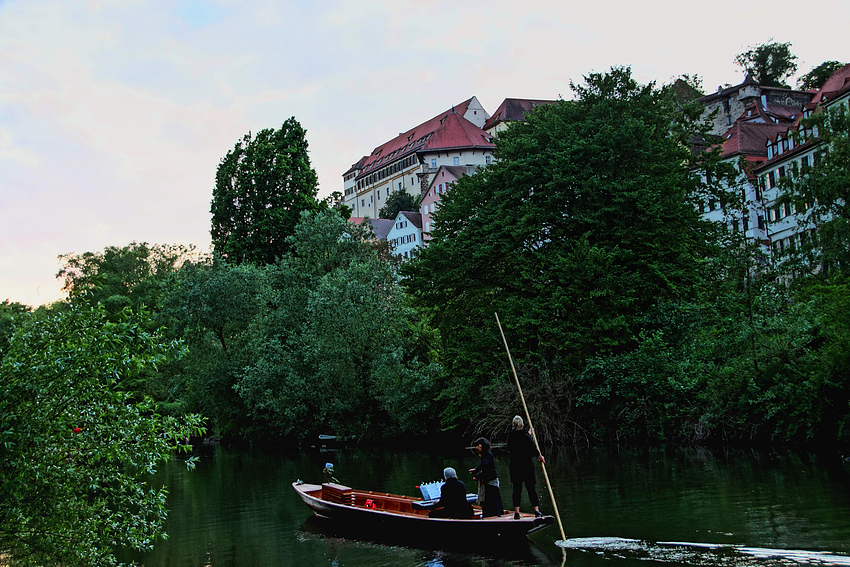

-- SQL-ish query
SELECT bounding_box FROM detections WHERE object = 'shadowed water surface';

[126,444,850,566]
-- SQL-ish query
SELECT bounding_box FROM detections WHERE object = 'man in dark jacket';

[507,415,545,519]
[429,467,474,519]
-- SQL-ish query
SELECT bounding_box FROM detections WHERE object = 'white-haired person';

[429,467,474,519]
[507,415,545,520]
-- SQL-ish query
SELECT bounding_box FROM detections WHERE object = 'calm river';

[126,443,850,566]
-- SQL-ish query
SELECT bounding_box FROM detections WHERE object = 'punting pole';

[495,313,567,543]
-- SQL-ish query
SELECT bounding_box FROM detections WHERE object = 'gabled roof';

[720,121,790,160]
[753,63,850,174]
[348,217,394,241]
[344,155,369,177]
[396,211,423,230]
[811,63,850,104]
[355,98,493,181]
[734,99,801,126]
[483,98,557,131]
[420,111,493,152]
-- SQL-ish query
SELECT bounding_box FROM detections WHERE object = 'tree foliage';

[798,60,846,91]
[168,210,441,441]
[378,189,418,219]
[210,118,321,265]
[401,66,723,428]
[0,302,204,566]
[734,40,798,88]
[56,242,197,315]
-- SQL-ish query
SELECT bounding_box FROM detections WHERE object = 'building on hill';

[753,63,850,262]
[482,98,558,137]
[386,211,423,259]
[420,165,477,239]
[343,97,494,220]
[697,74,814,135]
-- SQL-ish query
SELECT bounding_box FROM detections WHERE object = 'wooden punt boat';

[292,481,554,544]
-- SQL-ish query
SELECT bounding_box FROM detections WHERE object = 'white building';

[386,211,423,260]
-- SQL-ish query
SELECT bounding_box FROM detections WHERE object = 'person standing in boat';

[469,437,503,517]
[507,415,545,520]
[429,467,474,519]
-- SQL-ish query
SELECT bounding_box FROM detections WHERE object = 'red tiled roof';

[720,121,790,160]
[420,111,493,152]
[482,98,557,131]
[355,98,492,180]
[811,63,850,104]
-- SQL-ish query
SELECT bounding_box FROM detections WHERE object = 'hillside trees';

[798,60,847,91]
[734,40,798,88]
[379,189,418,220]
[401,67,726,432]
[169,210,441,440]
[0,302,203,566]
[211,117,321,265]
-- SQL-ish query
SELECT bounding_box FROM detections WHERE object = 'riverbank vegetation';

[4,68,850,474]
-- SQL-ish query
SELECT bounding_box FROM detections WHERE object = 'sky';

[1,0,849,307]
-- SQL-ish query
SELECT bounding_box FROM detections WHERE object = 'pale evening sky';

[1,0,848,306]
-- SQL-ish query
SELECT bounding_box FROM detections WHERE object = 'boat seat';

[413,481,477,509]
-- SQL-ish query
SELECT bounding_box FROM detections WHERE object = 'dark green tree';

[210,118,321,264]
[235,210,441,440]
[734,40,798,88]
[798,60,846,91]
[0,302,204,566]
[378,189,418,219]
[402,66,722,428]
[56,242,196,315]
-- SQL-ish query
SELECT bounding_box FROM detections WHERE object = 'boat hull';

[292,482,553,545]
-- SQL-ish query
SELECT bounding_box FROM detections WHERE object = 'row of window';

[357,155,417,190]
[390,233,417,247]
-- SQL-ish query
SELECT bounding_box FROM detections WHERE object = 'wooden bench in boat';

[411,480,478,510]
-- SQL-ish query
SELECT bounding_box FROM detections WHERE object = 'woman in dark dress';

[468,437,503,517]
[507,415,545,519]
[429,467,474,519]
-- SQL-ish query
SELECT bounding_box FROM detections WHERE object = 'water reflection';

[127,444,850,566]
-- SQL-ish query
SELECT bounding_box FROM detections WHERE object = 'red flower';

[73,427,82,434]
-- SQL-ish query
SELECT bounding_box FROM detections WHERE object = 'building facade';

[343,97,494,219]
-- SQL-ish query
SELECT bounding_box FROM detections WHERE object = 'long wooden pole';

[495,313,567,542]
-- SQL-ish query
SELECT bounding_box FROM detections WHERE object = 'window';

[486,155,491,164]
[398,181,402,190]
[784,202,792,217]
[778,166,786,178]
[767,172,776,189]
[453,157,459,165]
[361,199,365,207]
[377,190,381,200]
[431,158,437,168]
[439,183,443,193]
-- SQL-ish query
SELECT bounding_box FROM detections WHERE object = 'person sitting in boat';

[429,467,474,519]
[469,437,503,517]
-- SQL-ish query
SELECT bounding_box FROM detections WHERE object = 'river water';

[126,443,850,566]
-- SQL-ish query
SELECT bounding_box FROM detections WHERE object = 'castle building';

[343,97,494,219]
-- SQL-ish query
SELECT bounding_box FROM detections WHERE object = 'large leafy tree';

[210,118,321,265]
[234,210,441,439]
[734,40,798,88]
[56,242,197,315]
[401,67,722,428]
[798,60,846,91]
[378,189,418,219]
[0,302,204,566]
